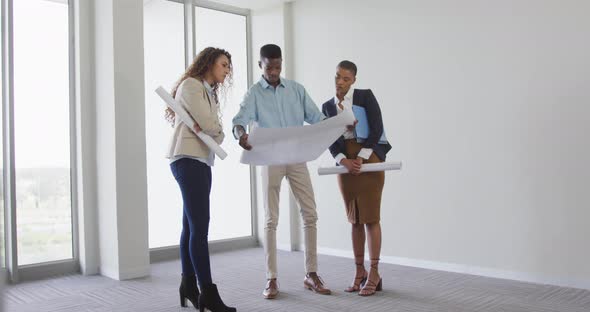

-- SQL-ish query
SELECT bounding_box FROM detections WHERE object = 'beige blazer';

[167,77,225,159]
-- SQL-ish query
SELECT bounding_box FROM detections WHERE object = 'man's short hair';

[260,44,282,59]
[338,60,357,76]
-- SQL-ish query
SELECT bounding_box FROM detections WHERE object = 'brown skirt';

[337,139,385,224]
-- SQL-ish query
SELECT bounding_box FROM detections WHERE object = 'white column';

[93,0,149,280]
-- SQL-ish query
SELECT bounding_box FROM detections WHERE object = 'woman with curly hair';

[166,47,236,312]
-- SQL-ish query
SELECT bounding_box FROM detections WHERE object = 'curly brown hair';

[171,47,233,104]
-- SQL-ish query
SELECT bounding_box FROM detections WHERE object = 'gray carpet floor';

[5,248,590,312]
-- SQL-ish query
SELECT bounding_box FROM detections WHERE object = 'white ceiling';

[209,0,291,10]
[44,0,68,4]
[143,0,291,11]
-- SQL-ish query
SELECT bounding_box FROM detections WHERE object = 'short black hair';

[338,60,357,76]
[260,44,282,59]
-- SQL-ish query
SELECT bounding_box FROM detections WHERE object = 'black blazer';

[322,89,392,162]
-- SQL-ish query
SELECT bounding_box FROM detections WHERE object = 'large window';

[144,0,185,249]
[2,0,74,279]
[144,0,253,249]
[194,7,252,241]
[13,0,72,265]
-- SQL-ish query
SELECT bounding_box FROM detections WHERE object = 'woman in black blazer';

[322,61,391,296]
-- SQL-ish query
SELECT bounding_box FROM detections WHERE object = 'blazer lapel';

[327,98,337,117]
[352,88,362,107]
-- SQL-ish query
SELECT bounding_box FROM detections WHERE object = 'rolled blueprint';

[155,86,228,160]
[318,161,402,175]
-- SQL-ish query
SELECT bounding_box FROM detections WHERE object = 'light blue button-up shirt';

[232,77,325,133]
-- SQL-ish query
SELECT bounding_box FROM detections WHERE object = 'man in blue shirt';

[232,44,331,299]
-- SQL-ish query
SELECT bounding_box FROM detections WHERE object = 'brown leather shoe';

[303,272,332,295]
[262,278,279,299]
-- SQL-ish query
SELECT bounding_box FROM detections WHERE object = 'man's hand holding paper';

[239,108,355,166]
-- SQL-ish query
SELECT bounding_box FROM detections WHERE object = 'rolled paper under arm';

[155,86,228,160]
[318,161,402,175]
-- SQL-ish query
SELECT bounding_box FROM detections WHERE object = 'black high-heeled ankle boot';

[198,284,236,312]
[179,274,200,309]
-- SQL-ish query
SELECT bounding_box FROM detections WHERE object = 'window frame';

[1,0,79,283]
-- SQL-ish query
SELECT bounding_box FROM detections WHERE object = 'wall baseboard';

[277,243,297,252]
[118,265,151,281]
[101,265,150,281]
[317,246,590,291]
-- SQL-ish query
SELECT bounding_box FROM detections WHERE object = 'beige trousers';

[261,163,318,279]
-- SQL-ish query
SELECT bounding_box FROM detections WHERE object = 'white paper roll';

[155,86,228,160]
[318,161,402,175]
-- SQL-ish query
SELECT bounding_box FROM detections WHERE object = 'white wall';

[250,4,285,83]
[290,0,590,289]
